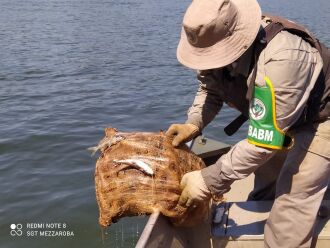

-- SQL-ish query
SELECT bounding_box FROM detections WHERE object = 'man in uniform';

[166,0,330,247]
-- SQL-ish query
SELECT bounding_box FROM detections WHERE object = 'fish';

[94,127,208,227]
[88,129,156,156]
[88,130,124,156]
[113,159,154,176]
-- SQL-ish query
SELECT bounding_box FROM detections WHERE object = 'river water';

[0,0,329,247]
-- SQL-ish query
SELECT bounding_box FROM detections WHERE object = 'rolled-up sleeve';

[186,70,223,130]
[201,32,323,196]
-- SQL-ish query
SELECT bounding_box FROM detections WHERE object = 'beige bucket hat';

[177,0,261,70]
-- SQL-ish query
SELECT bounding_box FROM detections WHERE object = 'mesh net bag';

[94,127,208,227]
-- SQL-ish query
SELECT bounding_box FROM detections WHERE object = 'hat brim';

[177,0,261,70]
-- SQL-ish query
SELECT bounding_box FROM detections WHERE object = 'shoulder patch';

[250,98,266,120]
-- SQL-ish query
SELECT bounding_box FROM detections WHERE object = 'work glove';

[178,170,211,208]
[166,123,200,147]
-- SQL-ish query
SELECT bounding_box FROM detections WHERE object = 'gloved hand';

[166,123,200,147]
[178,170,211,208]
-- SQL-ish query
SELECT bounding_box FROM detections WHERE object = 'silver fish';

[88,135,124,156]
[113,159,154,176]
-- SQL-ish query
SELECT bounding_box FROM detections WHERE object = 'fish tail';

[87,146,98,156]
